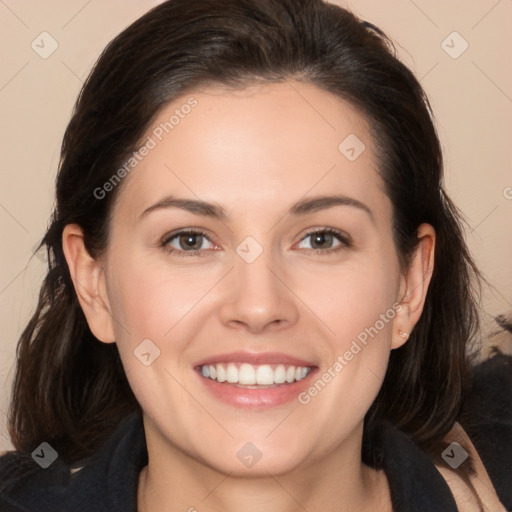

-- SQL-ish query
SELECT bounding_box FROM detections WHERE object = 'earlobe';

[392,223,436,349]
[62,224,116,344]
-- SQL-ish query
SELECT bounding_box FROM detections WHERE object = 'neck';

[137,419,391,512]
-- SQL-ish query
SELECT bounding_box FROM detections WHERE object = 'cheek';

[300,247,401,404]
[301,250,401,345]
[106,257,218,340]
[297,262,400,438]
[103,261,211,411]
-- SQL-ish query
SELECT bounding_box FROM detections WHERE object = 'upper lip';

[194,351,316,368]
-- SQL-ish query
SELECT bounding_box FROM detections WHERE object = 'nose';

[217,248,300,334]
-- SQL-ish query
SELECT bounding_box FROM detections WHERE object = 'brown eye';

[177,233,204,250]
[309,231,335,250]
[297,229,351,254]
[161,230,216,257]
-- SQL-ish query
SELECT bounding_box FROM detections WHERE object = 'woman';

[0,0,510,510]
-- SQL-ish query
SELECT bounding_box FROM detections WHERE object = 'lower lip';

[196,368,317,409]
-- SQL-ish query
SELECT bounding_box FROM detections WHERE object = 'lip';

[194,351,316,368]
[194,351,318,410]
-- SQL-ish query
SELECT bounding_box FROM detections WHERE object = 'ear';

[62,224,115,344]
[392,223,436,349]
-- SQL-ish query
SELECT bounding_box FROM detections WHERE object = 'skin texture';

[63,81,435,512]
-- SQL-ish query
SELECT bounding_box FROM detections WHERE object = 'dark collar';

[0,412,147,512]
[375,422,457,512]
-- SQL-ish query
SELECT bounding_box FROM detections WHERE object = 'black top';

[1,353,511,512]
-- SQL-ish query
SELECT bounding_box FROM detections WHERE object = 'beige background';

[1,0,511,454]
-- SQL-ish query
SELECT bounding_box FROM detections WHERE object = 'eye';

[296,228,351,254]
[161,229,217,257]
[160,227,351,258]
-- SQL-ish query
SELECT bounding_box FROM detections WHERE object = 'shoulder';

[459,349,512,510]
[0,411,146,512]
[466,349,512,412]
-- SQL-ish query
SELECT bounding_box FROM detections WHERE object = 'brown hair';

[8,0,481,465]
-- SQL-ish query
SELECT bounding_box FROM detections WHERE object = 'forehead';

[113,81,389,223]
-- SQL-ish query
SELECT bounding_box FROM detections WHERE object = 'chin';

[193,440,311,478]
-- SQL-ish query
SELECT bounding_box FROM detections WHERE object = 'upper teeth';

[201,363,310,385]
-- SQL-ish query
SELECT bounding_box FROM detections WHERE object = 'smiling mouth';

[197,362,312,387]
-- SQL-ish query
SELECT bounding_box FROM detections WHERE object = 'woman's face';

[92,82,418,475]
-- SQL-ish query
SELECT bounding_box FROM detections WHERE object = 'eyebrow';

[139,194,374,222]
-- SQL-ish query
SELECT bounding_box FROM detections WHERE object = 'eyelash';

[160,228,352,258]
